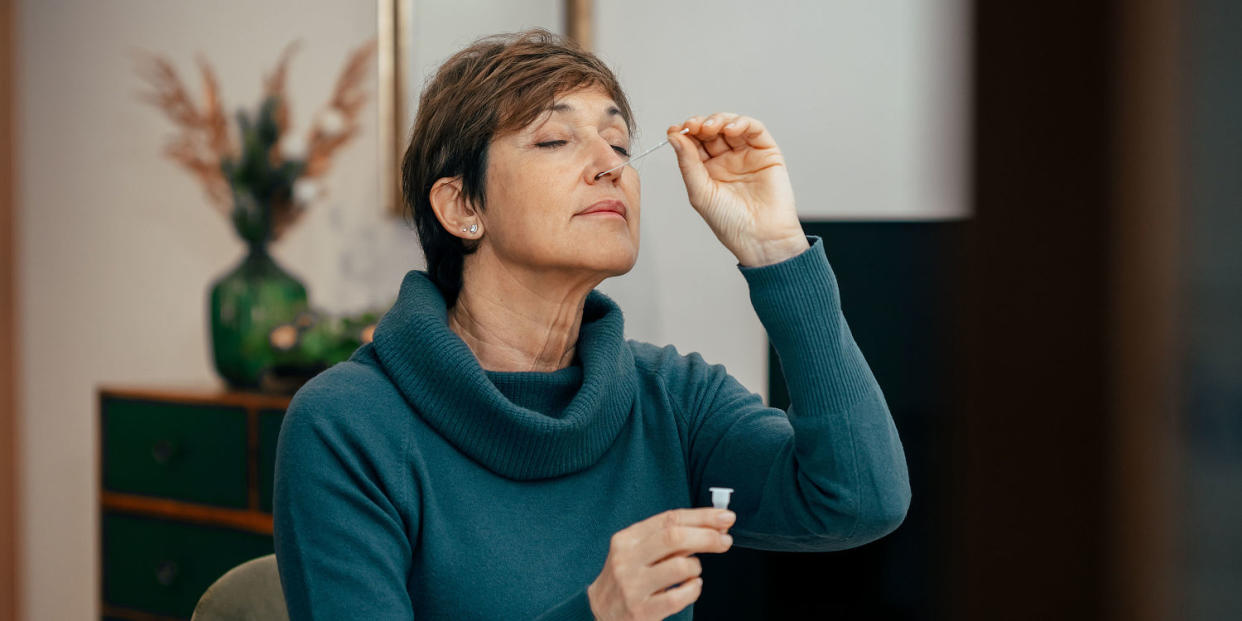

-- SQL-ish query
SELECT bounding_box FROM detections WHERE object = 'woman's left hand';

[668,114,809,267]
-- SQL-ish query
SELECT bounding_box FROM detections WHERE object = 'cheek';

[485,168,557,230]
[626,178,642,232]
[483,184,577,261]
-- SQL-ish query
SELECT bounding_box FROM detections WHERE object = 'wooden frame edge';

[378,0,412,218]
[1,0,20,618]
[565,0,592,50]
[1106,1,1183,618]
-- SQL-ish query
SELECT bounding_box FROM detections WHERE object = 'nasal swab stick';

[596,127,690,179]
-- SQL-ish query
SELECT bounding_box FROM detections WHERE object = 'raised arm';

[663,236,910,551]
[663,114,910,550]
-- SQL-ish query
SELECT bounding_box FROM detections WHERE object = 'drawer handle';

[155,560,180,587]
[150,439,179,465]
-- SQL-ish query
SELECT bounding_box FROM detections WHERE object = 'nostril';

[595,164,624,181]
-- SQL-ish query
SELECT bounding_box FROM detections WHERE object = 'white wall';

[592,0,970,422]
[597,0,970,222]
[17,2,408,618]
[16,1,967,617]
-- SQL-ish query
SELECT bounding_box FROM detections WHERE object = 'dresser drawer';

[101,512,274,618]
[102,397,248,508]
[257,409,285,513]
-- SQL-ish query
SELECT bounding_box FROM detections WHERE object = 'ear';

[428,176,481,239]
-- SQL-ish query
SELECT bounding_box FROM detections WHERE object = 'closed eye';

[535,140,630,158]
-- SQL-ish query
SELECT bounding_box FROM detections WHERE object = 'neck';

[447,247,602,373]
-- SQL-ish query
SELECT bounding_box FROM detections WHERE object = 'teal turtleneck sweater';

[273,236,910,620]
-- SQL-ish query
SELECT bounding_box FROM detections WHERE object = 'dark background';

[696,1,1241,619]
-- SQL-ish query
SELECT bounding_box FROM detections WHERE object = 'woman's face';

[477,86,640,280]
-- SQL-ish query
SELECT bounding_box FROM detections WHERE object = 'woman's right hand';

[587,508,736,620]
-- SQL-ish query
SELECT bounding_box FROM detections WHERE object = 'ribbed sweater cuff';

[533,587,594,621]
[738,235,875,414]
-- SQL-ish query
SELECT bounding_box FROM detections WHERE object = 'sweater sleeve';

[670,235,911,552]
[273,375,416,620]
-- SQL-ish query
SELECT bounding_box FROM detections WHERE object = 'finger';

[682,116,705,136]
[721,117,754,150]
[649,531,731,567]
[697,112,740,142]
[668,126,713,197]
[642,554,703,596]
[627,508,735,543]
[702,134,732,158]
[690,133,711,161]
[676,118,712,161]
[698,113,741,158]
[724,116,778,151]
[637,524,733,566]
[646,517,734,567]
[644,576,703,620]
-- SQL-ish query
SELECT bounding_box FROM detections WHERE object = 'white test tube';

[709,487,734,510]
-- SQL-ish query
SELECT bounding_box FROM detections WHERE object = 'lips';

[578,199,627,219]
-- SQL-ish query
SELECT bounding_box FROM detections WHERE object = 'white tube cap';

[708,487,734,510]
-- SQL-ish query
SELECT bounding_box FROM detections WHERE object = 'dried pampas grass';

[134,53,235,214]
[134,39,376,242]
[303,41,376,180]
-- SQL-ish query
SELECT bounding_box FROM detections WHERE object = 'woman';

[274,29,910,620]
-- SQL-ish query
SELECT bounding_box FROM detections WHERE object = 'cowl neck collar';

[372,270,637,480]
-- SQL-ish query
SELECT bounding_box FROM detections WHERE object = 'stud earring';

[468,224,478,234]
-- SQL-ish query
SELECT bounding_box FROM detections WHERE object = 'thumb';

[668,127,712,204]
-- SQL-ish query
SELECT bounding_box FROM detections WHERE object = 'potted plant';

[136,41,376,390]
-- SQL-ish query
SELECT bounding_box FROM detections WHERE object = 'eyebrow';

[550,102,624,119]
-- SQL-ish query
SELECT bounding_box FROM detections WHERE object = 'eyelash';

[536,140,630,158]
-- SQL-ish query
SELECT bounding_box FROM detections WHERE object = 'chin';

[583,237,638,277]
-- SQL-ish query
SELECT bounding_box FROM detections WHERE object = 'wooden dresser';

[98,386,291,621]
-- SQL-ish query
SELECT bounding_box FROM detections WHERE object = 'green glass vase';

[208,242,309,389]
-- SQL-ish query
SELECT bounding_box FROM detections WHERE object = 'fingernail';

[717,511,735,525]
[725,122,737,128]
[704,118,716,126]
[720,533,733,547]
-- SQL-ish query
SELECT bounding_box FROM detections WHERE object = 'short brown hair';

[401,28,635,306]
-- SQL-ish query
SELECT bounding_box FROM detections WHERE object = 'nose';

[588,136,627,183]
